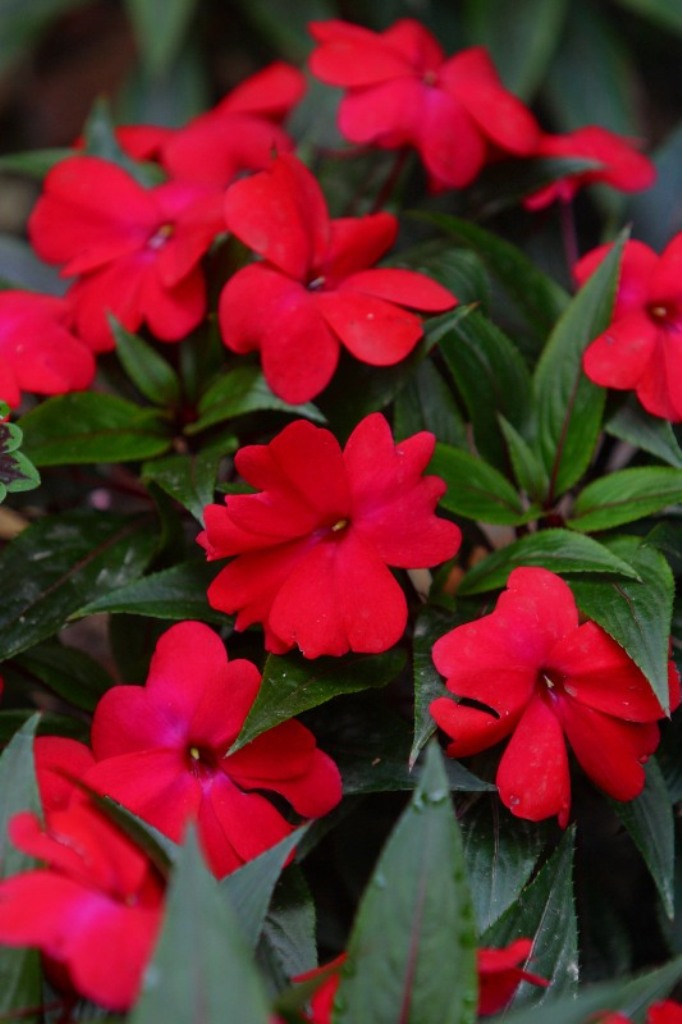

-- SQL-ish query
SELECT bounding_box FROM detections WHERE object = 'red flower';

[0,291,95,408]
[576,237,682,421]
[29,156,224,351]
[430,567,679,826]
[85,621,342,878]
[308,19,539,191]
[478,939,548,1015]
[598,1001,682,1024]
[117,61,304,188]
[524,126,656,210]
[199,413,461,658]
[0,801,164,1010]
[219,153,456,403]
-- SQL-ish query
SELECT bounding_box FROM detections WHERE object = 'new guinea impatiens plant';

[0,3,681,1023]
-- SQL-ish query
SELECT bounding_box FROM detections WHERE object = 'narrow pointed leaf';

[606,399,682,469]
[112,319,181,407]
[412,605,461,767]
[333,744,478,1024]
[569,467,682,532]
[430,443,531,525]
[187,365,325,435]
[393,358,467,449]
[260,866,317,979]
[499,416,549,501]
[77,559,224,622]
[142,449,224,523]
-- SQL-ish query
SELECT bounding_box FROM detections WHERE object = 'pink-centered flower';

[118,61,305,189]
[0,801,164,1010]
[430,567,679,826]
[199,413,461,658]
[85,621,342,878]
[308,19,539,191]
[576,237,682,421]
[524,126,655,210]
[29,156,224,351]
[219,153,456,403]
[0,291,95,408]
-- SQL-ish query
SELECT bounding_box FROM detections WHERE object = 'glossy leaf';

[457,529,640,596]
[260,866,317,980]
[231,649,406,752]
[0,715,42,1019]
[78,558,225,623]
[606,399,682,469]
[142,449,223,523]
[12,640,114,712]
[534,231,625,500]
[0,509,157,661]
[130,830,270,1024]
[612,758,674,918]
[112,319,181,407]
[438,311,532,471]
[0,410,40,501]
[19,393,172,466]
[568,467,682,532]
[571,535,675,713]
[393,357,467,449]
[431,443,531,525]
[483,828,578,1005]
[187,364,325,435]
[333,744,478,1024]
[499,416,549,501]
[412,604,461,767]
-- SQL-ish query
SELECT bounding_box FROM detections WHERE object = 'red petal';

[650,234,682,302]
[317,289,424,365]
[325,213,397,280]
[637,331,682,421]
[414,85,487,189]
[430,696,518,758]
[337,78,425,147]
[34,736,95,813]
[309,19,416,86]
[341,267,457,311]
[382,19,445,71]
[582,313,658,389]
[219,61,306,119]
[497,696,571,825]
[575,240,657,319]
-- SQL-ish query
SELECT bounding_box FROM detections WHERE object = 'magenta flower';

[29,156,224,350]
[0,291,95,408]
[430,567,679,826]
[308,19,539,191]
[199,413,461,658]
[576,236,682,421]
[85,621,342,878]
[219,153,456,403]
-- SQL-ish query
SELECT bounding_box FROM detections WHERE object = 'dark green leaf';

[484,829,578,1005]
[568,467,682,532]
[231,649,406,752]
[260,866,317,980]
[389,240,490,307]
[13,641,114,712]
[571,535,675,713]
[461,798,550,933]
[142,450,223,523]
[439,311,532,471]
[534,231,626,499]
[631,122,682,250]
[0,709,87,744]
[19,393,172,466]
[0,413,40,501]
[112,319,181,407]
[0,510,157,661]
[0,715,42,1019]
[0,148,72,179]
[187,365,325,435]
[612,0,682,34]
[612,758,674,918]
[0,235,64,294]
[411,605,460,768]
[334,744,478,1024]
[431,443,533,525]
[78,558,225,623]
[220,829,306,949]
[81,98,162,186]
[393,357,467,449]
[606,399,682,469]
[124,0,199,77]
[457,528,641,596]
[129,830,270,1024]
[499,416,549,501]
[90,794,178,877]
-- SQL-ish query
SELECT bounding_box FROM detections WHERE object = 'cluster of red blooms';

[0,12,678,1018]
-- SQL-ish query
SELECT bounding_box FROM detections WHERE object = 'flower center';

[331,518,349,533]
[308,275,326,291]
[148,223,174,250]
[647,301,682,328]
[423,69,438,86]
[186,744,219,778]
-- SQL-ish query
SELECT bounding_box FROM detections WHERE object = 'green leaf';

[124,0,199,77]
[457,528,641,596]
[0,509,157,661]
[463,0,567,97]
[571,535,675,714]
[19,393,172,466]
[568,467,682,532]
[0,235,64,294]
[12,641,114,712]
[142,450,223,523]
[333,744,478,1024]
[112,319,181,407]
[89,794,178,877]
[220,829,306,949]
[0,715,42,1019]
[411,605,460,768]
[606,399,682,469]
[612,0,682,34]
[612,758,674,919]
[484,828,578,1005]
[187,365,325,435]
[0,413,40,501]
[438,311,532,471]
[231,649,406,752]
[260,866,317,980]
[77,558,225,623]
[81,98,162,186]
[534,231,626,499]
[393,357,467,450]
[430,443,533,525]
[0,148,72,179]
[389,240,490,308]
[461,798,549,933]
[417,213,568,339]
[130,830,271,1024]
[499,416,549,501]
